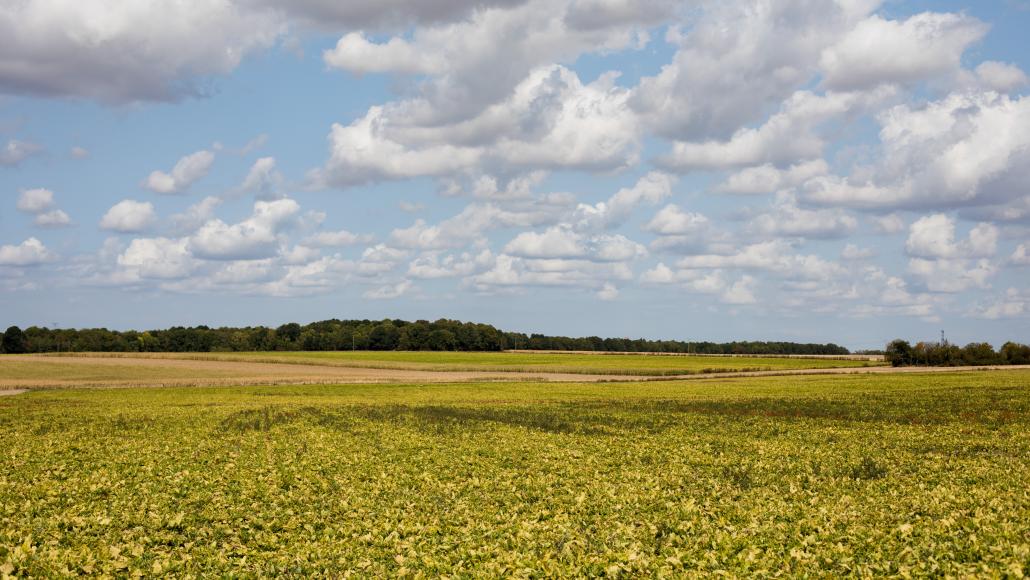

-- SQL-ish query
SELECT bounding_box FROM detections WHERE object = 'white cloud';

[305,229,372,247]
[504,227,587,259]
[100,200,157,233]
[904,215,999,293]
[502,226,645,263]
[117,237,195,279]
[820,12,987,90]
[872,213,906,234]
[973,61,1029,93]
[188,198,300,260]
[313,65,638,186]
[34,209,71,228]
[1,140,42,166]
[972,288,1028,319]
[322,0,657,125]
[238,156,283,199]
[16,188,55,213]
[596,282,619,301]
[632,0,880,140]
[642,205,727,255]
[144,150,215,194]
[390,202,555,251]
[716,160,828,195]
[325,33,447,75]
[70,146,89,159]
[0,0,282,102]
[907,257,995,294]
[0,237,53,266]
[572,171,675,231]
[804,92,1030,210]
[746,194,858,240]
[721,275,757,305]
[659,89,892,171]
[170,196,223,234]
[1011,244,1030,267]
[469,253,634,292]
[841,244,875,261]
[363,280,413,300]
[905,214,997,259]
[408,250,493,279]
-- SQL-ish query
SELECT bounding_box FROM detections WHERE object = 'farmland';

[9,350,883,382]
[2,366,1030,576]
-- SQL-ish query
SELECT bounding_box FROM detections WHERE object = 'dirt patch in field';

[0,389,27,396]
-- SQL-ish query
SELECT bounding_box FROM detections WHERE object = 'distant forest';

[885,339,1030,367]
[0,319,852,355]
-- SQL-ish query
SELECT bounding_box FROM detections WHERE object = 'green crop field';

[2,370,1029,576]
[38,350,883,376]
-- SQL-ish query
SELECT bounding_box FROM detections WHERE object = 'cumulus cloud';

[596,282,619,300]
[872,214,906,235]
[973,61,1029,93]
[632,0,880,141]
[390,202,556,251]
[819,12,987,91]
[841,244,875,261]
[322,0,656,124]
[117,237,195,279]
[33,210,71,228]
[746,194,857,239]
[237,156,283,199]
[803,92,1030,211]
[722,275,758,305]
[363,280,413,300]
[716,160,828,195]
[1011,244,1030,267]
[904,214,999,293]
[144,150,215,194]
[188,198,300,260]
[468,253,634,292]
[16,188,55,213]
[1,139,42,166]
[572,171,675,231]
[503,227,645,262]
[304,229,373,247]
[16,188,72,228]
[905,214,997,259]
[972,288,1028,319]
[408,250,493,279]
[170,197,223,234]
[100,200,157,233]
[313,65,638,187]
[0,237,53,266]
[659,88,893,172]
[0,0,282,102]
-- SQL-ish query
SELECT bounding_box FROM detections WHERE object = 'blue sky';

[1,0,1029,349]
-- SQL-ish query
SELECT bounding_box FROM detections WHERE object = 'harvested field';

[2,353,1026,390]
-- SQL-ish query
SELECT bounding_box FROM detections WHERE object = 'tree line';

[884,339,1030,367]
[0,320,851,355]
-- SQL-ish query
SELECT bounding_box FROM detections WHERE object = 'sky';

[1,0,1029,349]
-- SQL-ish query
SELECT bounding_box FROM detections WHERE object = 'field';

[2,365,1029,576]
[1,350,884,387]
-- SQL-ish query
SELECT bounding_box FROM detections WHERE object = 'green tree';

[884,339,913,367]
[2,326,28,354]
